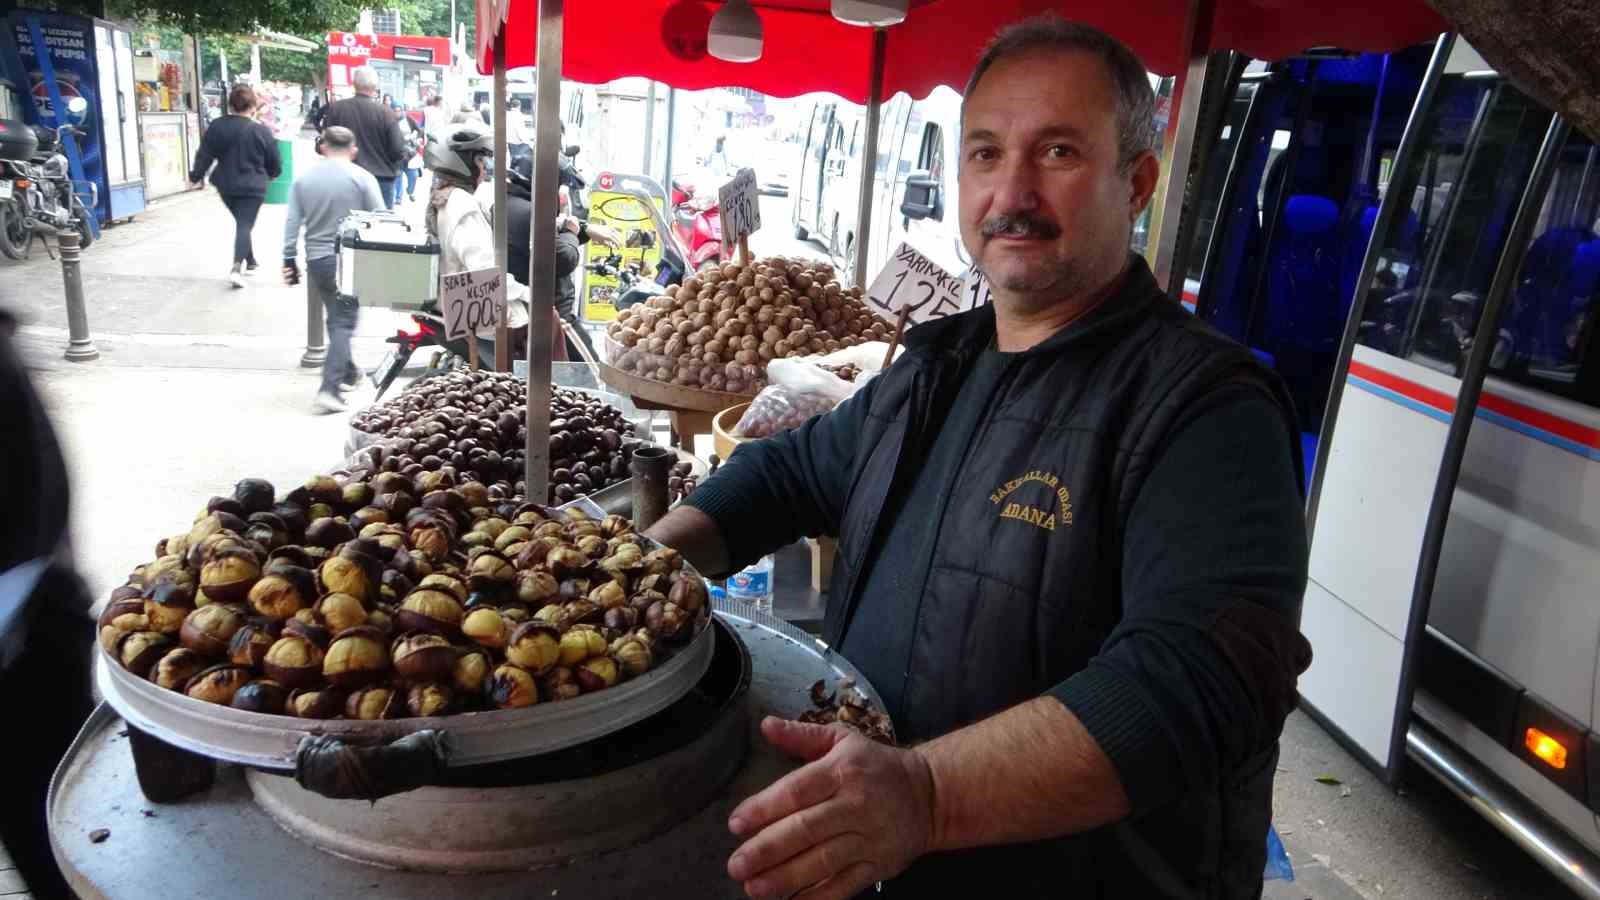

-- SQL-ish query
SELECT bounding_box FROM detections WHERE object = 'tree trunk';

[1429,0,1600,140]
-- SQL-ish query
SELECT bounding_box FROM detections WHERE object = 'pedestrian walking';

[422,94,446,137]
[282,126,386,415]
[395,109,425,206]
[188,84,282,288]
[320,67,409,210]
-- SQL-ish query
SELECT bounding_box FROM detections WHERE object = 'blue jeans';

[375,176,397,210]
[309,256,359,393]
[402,167,419,200]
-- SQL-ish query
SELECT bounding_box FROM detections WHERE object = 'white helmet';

[425,120,494,178]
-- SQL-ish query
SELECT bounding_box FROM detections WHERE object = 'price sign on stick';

[440,266,506,369]
[865,243,966,326]
[718,168,762,254]
[961,269,994,312]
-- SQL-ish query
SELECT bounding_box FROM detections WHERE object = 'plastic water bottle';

[726,554,774,611]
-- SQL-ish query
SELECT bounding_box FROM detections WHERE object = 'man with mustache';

[645,16,1311,899]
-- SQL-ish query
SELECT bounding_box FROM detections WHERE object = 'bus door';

[1300,35,1567,782]
[1193,40,1438,481]
[1177,59,1261,310]
[796,101,836,238]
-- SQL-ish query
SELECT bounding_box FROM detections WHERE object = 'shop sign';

[392,45,434,64]
[440,266,505,341]
[717,167,760,248]
[326,32,376,90]
[864,243,966,326]
[582,184,665,323]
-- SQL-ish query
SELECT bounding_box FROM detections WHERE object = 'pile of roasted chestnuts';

[349,370,652,505]
[100,473,711,721]
[605,256,893,394]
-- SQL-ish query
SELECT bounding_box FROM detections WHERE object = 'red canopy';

[477,0,1446,102]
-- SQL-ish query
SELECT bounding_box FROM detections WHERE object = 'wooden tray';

[596,359,755,414]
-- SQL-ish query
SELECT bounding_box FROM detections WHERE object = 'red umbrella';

[478,0,1445,101]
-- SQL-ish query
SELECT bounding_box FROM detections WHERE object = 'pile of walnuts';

[605,257,893,395]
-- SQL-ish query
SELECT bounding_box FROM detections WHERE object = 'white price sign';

[961,269,993,312]
[718,168,761,247]
[864,243,968,325]
[439,266,506,342]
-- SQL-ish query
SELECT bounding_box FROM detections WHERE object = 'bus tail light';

[1525,727,1568,770]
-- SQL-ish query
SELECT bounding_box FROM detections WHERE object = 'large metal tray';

[96,597,716,773]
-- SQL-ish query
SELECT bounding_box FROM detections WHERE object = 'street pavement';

[0,164,1583,900]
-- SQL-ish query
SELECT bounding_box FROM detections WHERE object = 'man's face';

[958,49,1158,310]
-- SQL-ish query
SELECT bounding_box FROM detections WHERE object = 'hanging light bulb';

[709,0,764,63]
[831,0,909,27]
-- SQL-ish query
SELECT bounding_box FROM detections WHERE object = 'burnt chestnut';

[538,666,581,702]
[289,687,346,719]
[304,517,356,550]
[303,475,342,506]
[391,633,457,683]
[228,620,280,668]
[231,679,290,714]
[233,478,277,515]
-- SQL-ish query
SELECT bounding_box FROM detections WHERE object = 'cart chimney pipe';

[629,446,674,532]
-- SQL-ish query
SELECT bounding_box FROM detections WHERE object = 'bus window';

[1368,85,1553,373]
[1483,128,1600,405]
[1182,75,1257,291]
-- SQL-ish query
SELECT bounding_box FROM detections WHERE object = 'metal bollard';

[59,231,98,362]
[300,282,326,367]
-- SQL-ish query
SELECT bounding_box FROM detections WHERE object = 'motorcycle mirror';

[563,145,580,157]
[65,96,89,125]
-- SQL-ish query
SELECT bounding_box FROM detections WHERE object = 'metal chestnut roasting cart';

[51,597,888,897]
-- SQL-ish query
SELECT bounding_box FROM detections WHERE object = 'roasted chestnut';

[588,581,627,611]
[289,687,346,719]
[516,570,559,606]
[391,632,457,683]
[185,664,253,705]
[199,548,261,604]
[668,577,708,614]
[304,516,356,549]
[179,603,243,657]
[538,666,581,702]
[488,664,539,709]
[396,589,465,636]
[557,627,608,668]
[303,474,342,506]
[461,607,511,650]
[316,592,369,633]
[318,555,375,605]
[143,580,196,635]
[417,573,468,604]
[645,600,692,641]
[344,686,402,720]
[116,630,173,676]
[453,648,493,697]
[611,635,654,678]
[575,655,620,693]
[247,566,316,620]
[505,621,561,675]
[546,547,588,577]
[283,611,332,648]
[151,647,208,691]
[228,620,279,668]
[406,683,455,718]
[262,634,325,690]
[231,679,290,714]
[323,626,389,687]
[603,606,640,635]
[466,550,516,589]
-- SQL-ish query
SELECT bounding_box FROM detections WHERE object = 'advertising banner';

[582,180,666,323]
[8,12,104,213]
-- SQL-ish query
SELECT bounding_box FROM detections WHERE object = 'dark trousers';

[375,176,397,210]
[308,256,359,393]
[220,193,262,266]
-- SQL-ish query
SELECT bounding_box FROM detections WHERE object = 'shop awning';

[476,0,1446,101]
[253,30,320,53]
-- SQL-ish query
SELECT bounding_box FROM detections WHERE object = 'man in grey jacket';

[282,126,385,414]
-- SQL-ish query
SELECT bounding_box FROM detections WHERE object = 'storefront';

[326,32,450,109]
[131,31,199,200]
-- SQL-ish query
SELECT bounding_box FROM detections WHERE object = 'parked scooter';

[0,96,96,260]
[669,179,722,270]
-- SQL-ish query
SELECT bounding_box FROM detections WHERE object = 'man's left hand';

[728,717,935,899]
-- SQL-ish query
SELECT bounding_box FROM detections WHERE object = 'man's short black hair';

[963,16,1157,169]
[321,125,356,151]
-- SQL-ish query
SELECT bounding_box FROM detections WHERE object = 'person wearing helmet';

[424,120,532,354]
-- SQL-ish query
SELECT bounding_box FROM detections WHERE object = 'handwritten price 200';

[447,295,500,336]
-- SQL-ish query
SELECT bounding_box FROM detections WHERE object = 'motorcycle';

[669,179,722,270]
[0,96,96,261]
